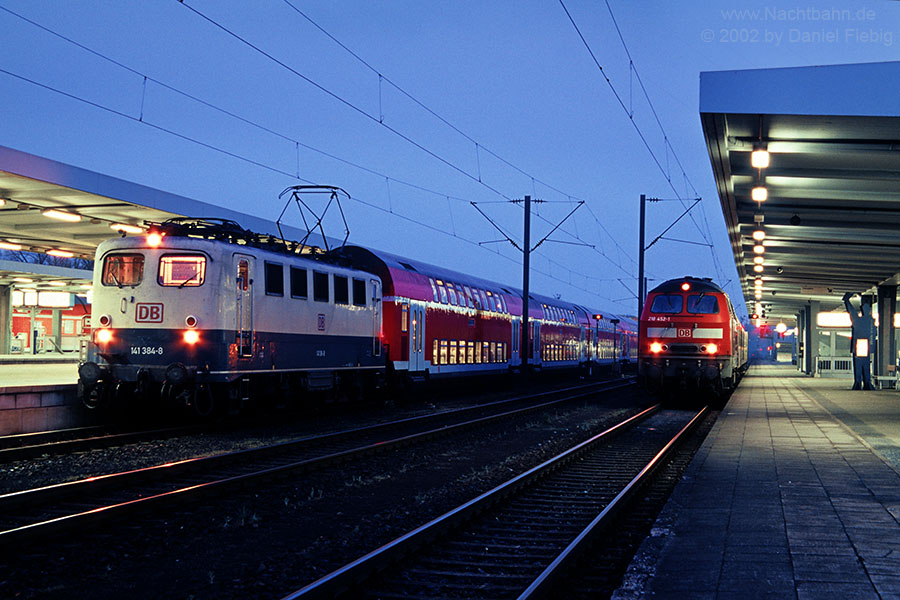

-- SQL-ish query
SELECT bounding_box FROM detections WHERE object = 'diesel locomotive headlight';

[183,329,200,345]
[78,361,101,386]
[650,342,663,354]
[95,328,113,344]
[705,343,718,354]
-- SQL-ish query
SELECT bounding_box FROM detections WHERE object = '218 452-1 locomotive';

[78,218,637,415]
[638,276,748,398]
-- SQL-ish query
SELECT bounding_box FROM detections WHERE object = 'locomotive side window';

[687,294,719,314]
[334,275,349,305]
[102,253,144,287]
[352,278,367,306]
[237,260,249,291]
[650,294,683,314]
[290,267,308,299]
[264,262,284,296]
[159,255,206,287]
[313,271,329,302]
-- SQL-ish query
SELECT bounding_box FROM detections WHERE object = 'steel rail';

[0,378,634,547]
[281,402,660,600]
[518,405,709,598]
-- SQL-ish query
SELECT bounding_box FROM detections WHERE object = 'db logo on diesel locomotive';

[136,303,164,323]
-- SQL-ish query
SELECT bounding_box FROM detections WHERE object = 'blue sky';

[2,0,898,318]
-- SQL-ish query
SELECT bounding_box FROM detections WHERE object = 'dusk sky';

[2,0,898,318]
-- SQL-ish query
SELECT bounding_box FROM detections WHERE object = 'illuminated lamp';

[752,229,766,241]
[753,244,765,254]
[81,284,92,289]
[776,322,787,334]
[0,241,23,251]
[754,278,763,288]
[12,277,33,283]
[751,148,770,169]
[183,329,200,345]
[46,280,67,287]
[649,342,663,353]
[147,232,164,247]
[47,249,75,258]
[705,343,718,354]
[751,186,768,202]
[753,264,764,273]
[754,292,763,299]
[96,328,113,344]
[0,198,5,207]
[111,223,143,235]
[593,314,603,321]
[681,282,691,291]
[42,208,82,222]
[754,256,764,265]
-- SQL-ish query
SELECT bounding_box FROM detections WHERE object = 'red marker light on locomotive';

[650,341,663,353]
[681,282,691,291]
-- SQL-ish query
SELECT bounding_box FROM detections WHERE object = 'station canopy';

[701,61,900,327]
[0,145,317,295]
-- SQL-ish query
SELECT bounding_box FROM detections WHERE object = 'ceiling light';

[754,291,763,299]
[752,229,766,241]
[754,256,764,264]
[12,277,33,283]
[0,241,23,251]
[753,244,765,254]
[751,186,768,202]
[46,280,67,287]
[46,249,75,258]
[754,278,764,288]
[0,198,6,207]
[41,208,82,222]
[751,149,770,169]
[110,223,143,234]
[754,264,764,273]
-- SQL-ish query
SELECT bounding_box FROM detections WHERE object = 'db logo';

[136,303,164,323]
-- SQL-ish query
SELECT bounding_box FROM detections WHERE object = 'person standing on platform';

[843,292,874,390]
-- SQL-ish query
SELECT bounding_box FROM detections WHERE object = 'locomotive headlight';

[96,328,113,344]
[705,343,718,354]
[183,329,200,345]
[650,341,663,354]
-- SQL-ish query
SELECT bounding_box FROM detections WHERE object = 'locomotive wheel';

[191,385,216,418]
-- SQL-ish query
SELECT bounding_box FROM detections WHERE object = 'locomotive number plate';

[131,346,164,356]
[677,328,693,338]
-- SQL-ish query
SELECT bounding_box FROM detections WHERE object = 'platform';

[617,363,900,599]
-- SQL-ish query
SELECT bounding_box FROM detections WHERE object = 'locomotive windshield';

[159,255,206,287]
[650,294,682,314]
[102,253,144,287]
[687,294,719,314]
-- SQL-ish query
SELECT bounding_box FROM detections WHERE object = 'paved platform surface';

[617,363,900,599]
[0,360,78,388]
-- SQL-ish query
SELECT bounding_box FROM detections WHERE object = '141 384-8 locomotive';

[638,276,748,398]
[78,218,637,415]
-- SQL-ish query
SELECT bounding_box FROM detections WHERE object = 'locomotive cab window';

[102,253,144,287]
[687,294,719,314]
[650,294,683,314]
[264,262,284,296]
[159,255,206,287]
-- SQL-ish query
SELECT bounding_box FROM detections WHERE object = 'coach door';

[371,279,382,357]
[408,300,426,372]
[234,255,254,357]
[532,322,541,364]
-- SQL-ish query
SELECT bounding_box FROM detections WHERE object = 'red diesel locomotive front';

[638,276,747,395]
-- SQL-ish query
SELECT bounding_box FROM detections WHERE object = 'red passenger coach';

[638,276,747,396]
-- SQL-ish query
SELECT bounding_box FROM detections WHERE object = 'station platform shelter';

[616,362,900,599]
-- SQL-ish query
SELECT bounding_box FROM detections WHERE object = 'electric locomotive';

[638,276,747,396]
[78,218,384,415]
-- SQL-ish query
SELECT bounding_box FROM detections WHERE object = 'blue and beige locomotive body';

[79,224,384,413]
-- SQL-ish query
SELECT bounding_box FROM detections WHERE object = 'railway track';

[0,378,635,548]
[0,423,207,463]
[283,403,708,599]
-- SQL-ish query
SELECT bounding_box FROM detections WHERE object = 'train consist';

[638,276,748,396]
[78,218,636,414]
